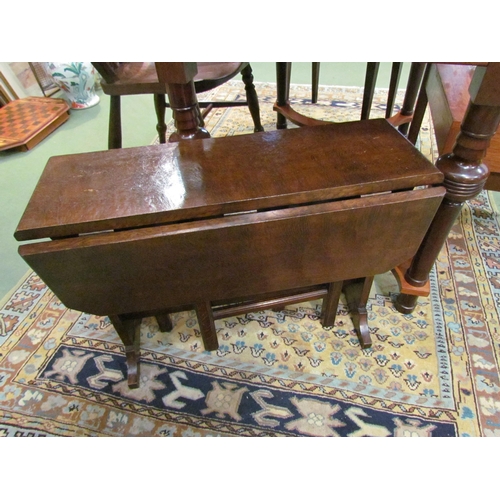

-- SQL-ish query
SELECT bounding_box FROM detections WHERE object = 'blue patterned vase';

[46,62,100,109]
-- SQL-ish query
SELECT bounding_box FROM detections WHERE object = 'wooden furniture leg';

[312,63,320,104]
[343,277,375,348]
[154,62,211,142]
[386,62,403,119]
[276,62,291,129]
[241,64,264,132]
[394,62,427,134]
[109,314,141,388]
[395,64,500,314]
[361,63,380,120]
[407,64,432,145]
[321,281,343,327]
[166,81,211,142]
[195,302,219,351]
[155,313,173,332]
[108,95,122,149]
[153,93,167,144]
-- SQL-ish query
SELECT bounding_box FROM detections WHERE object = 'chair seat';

[100,62,245,95]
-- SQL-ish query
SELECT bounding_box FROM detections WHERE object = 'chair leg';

[275,62,291,129]
[361,62,380,120]
[241,64,264,132]
[385,62,403,119]
[154,94,167,143]
[407,64,431,145]
[109,95,122,149]
[397,62,427,136]
[312,62,320,104]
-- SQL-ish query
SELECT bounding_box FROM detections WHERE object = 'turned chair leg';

[241,64,264,132]
[154,93,167,143]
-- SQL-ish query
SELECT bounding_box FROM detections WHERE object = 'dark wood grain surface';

[15,119,443,241]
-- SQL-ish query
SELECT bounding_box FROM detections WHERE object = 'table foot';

[343,277,374,349]
[109,314,141,388]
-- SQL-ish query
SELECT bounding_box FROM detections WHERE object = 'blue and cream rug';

[1,81,499,437]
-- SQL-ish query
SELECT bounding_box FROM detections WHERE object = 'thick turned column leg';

[108,95,122,149]
[153,93,167,143]
[321,281,343,327]
[241,64,264,132]
[166,81,211,142]
[195,301,219,351]
[395,100,500,314]
[344,277,375,348]
[109,315,141,388]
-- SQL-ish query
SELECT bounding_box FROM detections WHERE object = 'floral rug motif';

[1,81,499,437]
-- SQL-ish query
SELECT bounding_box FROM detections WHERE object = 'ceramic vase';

[46,62,100,109]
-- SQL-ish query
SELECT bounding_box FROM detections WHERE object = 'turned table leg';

[109,314,142,389]
[395,95,500,314]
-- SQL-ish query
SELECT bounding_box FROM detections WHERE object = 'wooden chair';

[275,62,425,132]
[92,62,264,149]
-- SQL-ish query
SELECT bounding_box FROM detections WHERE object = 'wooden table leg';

[109,314,141,388]
[195,301,219,351]
[321,281,343,327]
[155,313,173,332]
[344,277,374,348]
[395,93,500,314]
[166,81,211,142]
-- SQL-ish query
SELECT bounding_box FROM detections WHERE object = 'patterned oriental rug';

[1,81,500,437]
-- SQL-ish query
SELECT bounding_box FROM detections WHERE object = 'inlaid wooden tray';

[0,96,69,152]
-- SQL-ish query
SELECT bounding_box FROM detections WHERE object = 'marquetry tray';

[0,97,69,152]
